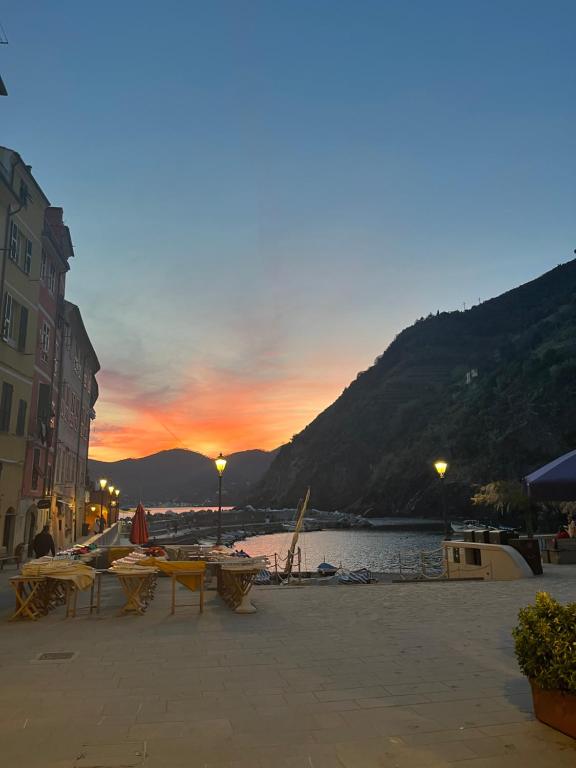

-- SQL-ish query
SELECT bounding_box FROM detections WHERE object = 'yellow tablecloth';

[146,559,205,588]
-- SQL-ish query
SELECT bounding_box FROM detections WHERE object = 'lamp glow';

[99,478,108,490]
[215,453,227,476]
[115,489,120,497]
[434,460,448,479]
[108,485,115,495]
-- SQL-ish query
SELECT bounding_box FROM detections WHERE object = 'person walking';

[33,525,56,558]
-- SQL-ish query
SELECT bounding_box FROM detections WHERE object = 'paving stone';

[0,566,575,768]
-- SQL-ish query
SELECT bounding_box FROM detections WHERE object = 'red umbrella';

[130,503,149,545]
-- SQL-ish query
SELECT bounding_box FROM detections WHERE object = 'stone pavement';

[0,566,575,768]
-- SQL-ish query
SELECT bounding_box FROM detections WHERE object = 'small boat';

[451,520,491,533]
[451,520,517,534]
[317,561,338,576]
[254,569,272,585]
[339,568,373,584]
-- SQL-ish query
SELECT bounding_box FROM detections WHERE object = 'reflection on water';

[235,529,444,571]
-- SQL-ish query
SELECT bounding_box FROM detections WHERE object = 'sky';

[1,1,575,462]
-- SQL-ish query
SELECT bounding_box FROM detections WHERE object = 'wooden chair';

[0,542,25,571]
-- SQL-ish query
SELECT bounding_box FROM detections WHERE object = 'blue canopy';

[524,449,576,501]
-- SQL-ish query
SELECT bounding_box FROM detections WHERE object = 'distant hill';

[87,448,279,505]
[250,259,576,516]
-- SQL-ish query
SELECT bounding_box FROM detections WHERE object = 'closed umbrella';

[130,503,149,545]
[524,449,576,501]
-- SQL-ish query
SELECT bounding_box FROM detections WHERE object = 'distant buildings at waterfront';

[0,146,100,554]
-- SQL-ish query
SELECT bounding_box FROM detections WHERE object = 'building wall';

[0,149,99,556]
[0,150,47,553]
[52,304,99,550]
[20,208,71,553]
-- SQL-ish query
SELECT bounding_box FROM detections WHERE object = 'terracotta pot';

[530,680,576,739]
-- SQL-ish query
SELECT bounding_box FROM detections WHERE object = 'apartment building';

[0,148,47,554]
[51,301,99,550]
[19,208,73,553]
[0,146,99,555]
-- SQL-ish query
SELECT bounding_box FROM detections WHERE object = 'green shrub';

[512,592,576,693]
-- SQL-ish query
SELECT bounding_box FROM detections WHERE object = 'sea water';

[234,529,444,572]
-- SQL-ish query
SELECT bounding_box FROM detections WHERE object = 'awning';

[524,449,576,501]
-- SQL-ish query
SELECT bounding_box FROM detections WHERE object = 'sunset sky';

[2,2,575,462]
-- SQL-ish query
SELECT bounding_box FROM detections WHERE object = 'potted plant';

[513,591,576,738]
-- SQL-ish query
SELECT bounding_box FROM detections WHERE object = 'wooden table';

[113,571,157,615]
[217,565,260,614]
[170,570,205,614]
[9,576,47,620]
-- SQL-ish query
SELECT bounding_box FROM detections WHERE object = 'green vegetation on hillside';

[251,260,576,516]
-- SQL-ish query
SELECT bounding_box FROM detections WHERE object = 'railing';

[393,547,447,580]
[84,522,120,547]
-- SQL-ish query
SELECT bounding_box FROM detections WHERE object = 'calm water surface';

[234,529,443,571]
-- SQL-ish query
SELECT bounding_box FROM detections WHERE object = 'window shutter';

[16,398,27,436]
[0,382,14,431]
[18,306,28,351]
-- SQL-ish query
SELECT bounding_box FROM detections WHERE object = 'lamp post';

[214,453,227,546]
[90,505,97,533]
[108,485,115,525]
[114,488,120,525]
[99,478,107,530]
[434,460,450,539]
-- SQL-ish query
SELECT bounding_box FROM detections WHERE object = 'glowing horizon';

[88,353,363,463]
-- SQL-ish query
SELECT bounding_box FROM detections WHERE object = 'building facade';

[20,208,73,553]
[0,148,48,554]
[51,301,99,550]
[0,146,99,555]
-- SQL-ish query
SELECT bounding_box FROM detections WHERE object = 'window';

[31,448,41,490]
[2,293,14,339]
[18,307,28,351]
[24,240,32,274]
[40,321,50,362]
[41,250,47,281]
[74,351,81,377]
[0,382,14,432]
[15,398,27,436]
[54,339,60,379]
[48,264,56,293]
[19,180,29,206]
[9,221,19,263]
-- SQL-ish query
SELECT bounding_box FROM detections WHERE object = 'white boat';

[451,520,490,533]
[450,520,516,533]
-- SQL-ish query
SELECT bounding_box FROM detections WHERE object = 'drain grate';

[34,651,77,662]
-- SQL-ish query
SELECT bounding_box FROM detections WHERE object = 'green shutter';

[18,306,28,351]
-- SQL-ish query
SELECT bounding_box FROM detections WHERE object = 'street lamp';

[214,453,227,546]
[90,505,97,531]
[434,460,450,538]
[99,478,107,530]
[114,488,120,524]
[108,485,115,523]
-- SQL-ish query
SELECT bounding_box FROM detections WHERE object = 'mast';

[284,487,310,575]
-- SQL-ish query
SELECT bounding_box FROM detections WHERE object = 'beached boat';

[317,561,338,576]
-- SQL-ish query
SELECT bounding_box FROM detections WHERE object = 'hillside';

[251,260,576,515]
[88,448,278,505]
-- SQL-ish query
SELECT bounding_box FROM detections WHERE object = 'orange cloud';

[89,355,357,462]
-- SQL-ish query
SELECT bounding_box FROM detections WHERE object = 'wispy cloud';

[89,350,353,462]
